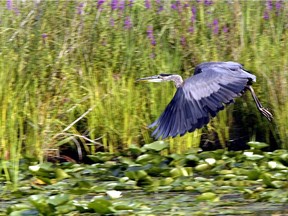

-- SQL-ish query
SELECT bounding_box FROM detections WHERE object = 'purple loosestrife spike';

[191,6,196,22]
[204,0,213,6]
[171,4,177,10]
[14,7,19,15]
[128,0,134,7]
[275,0,282,15]
[110,18,115,26]
[124,16,132,29]
[158,5,164,13]
[213,19,219,34]
[119,0,125,11]
[42,33,48,44]
[147,25,156,46]
[156,0,163,13]
[181,36,186,47]
[275,0,282,10]
[97,0,105,9]
[77,3,84,15]
[145,0,151,9]
[263,10,269,20]
[188,26,194,33]
[111,0,118,10]
[265,0,273,11]
[6,0,12,10]
[171,0,182,11]
[191,6,196,15]
[42,33,48,39]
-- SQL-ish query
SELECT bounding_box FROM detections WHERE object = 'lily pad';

[247,141,269,149]
[88,199,114,214]
[47,194,70,206]
[141,141,168,152]
[196,192,219,202]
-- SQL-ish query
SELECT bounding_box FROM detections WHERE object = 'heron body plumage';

[137,61,272,139]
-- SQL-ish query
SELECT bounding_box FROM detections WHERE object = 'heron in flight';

[137,61,273,139]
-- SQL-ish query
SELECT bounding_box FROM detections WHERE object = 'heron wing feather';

[149,64,254,139]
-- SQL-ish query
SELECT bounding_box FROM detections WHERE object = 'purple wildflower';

[110,18,115,27]
[265,0,273,11]
[275,0,282,10]
[128,0,134,7]
[42,33,48,44]
[188,26,194,33]
[191,6,197,15]
[13,7,19,15]
[111,0,118,10]
[204,0,213,6]
[97,0,105,9]
[124,16,132,30]
[171,1,182,11]
[213,19,219,34]
[171,4,177,10]
[275,0,282,15]
[223,26,228,33]
[6,0,12,10]
[263,10,269,20]
[191,6,196,22]
[156,0,163,13]
[147,25,156,46]
[145,0,151,9]
[77,3,84,15]
[180,36,186,47]
[118,0,125,11]
[158,5,164,13]
[42,33,48,39]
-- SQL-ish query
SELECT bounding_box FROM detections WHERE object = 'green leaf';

[47,194,70,206]
[196,192,219,202]
[114,204,134,211]
[56,203,76,214]
[267,161,287,170]
[141,141,168,152]
[55,168,70,180]
[244,153,264,161]
[88,199,114,214]
[247,141,269,149]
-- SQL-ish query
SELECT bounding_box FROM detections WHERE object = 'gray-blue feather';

[150,61,256,139]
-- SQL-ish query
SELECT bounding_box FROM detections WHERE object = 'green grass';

[0,0,288,186]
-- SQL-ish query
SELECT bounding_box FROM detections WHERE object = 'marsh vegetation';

[0,0,288,215]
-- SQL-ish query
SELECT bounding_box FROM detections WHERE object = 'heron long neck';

[170,75,183,88]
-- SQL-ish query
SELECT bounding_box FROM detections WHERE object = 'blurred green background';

[0,0,287,165]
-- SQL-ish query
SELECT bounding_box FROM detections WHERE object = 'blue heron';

[137,61,273,139]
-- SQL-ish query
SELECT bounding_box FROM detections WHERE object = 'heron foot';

[259,107,273,121]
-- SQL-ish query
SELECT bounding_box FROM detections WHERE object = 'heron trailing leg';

[247,86,273,121]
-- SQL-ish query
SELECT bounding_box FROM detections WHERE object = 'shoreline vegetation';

[0,0,287,185]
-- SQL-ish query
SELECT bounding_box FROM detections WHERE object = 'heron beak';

[136,75,163,83]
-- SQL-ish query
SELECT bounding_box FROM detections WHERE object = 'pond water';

[118,190,288,215]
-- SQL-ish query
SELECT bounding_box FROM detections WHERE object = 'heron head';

[136,74,174,83]
[136,74,183,88]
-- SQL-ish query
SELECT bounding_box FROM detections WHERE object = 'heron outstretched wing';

[149,65,255,139]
